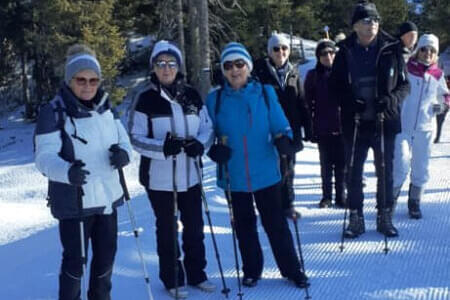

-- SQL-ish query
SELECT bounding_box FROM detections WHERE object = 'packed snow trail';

[0,107,449,300]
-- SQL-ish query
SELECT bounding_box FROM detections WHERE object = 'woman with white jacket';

[128,40,215,299]
[393,34,450,219]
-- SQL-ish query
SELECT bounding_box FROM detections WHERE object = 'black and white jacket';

[128,75,214,192]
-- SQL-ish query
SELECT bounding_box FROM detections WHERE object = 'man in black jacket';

[253,33,312,219]
[329,1,410,238]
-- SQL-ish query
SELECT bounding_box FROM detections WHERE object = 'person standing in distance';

[253,33,312,219]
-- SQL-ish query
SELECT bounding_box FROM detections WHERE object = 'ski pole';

[117,167,155,300]
[340,113,360,252]
[377,113,389,254]
[221,136,243,300]
[77,185,88,300]
[172,151,180,300]
[194,158,230,298]
[292,215,311,299]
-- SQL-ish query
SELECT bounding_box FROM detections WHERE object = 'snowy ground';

[0,105,449,300]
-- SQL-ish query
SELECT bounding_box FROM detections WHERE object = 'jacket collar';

[407,58,443,80]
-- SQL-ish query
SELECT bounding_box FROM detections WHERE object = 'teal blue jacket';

[206,79,292,192]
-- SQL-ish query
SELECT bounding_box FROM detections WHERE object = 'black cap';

[351,1,380,25]
[398,21,418,37]
[315,40,337,59]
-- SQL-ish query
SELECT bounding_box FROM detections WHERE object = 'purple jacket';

[304,66,342,137]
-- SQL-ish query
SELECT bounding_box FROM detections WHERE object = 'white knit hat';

[267,34,290,55]
[150,40,183,68]
[416,34,439,54]
[220,42,253,73]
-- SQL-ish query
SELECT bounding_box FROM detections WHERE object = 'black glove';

[183,138,204,157]
[274,135,293,156]
[354,99,366,113]
[207,143,232,164]
[292,135,304,152]
[376,95,398,119]
[109,144,130,169]
[163,133,184,157]
[68,160,90,186]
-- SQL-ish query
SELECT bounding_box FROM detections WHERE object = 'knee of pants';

[61,261,83,279]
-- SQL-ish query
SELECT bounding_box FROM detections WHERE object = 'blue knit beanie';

[64,53,101,85]
[220,42,253,73]
[150,40,183,68]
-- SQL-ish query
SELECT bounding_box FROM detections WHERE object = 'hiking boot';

[285,207,301,219]
[408,199,422,219]
[168,286,189,299]
[319,198,332,208]
[377,208,399,237]
[408,184,423,219]
[290,272,310,289]
[242,277,259,287]
[344,210,365,238]
[194,280,216,292]
[334,196,347,209]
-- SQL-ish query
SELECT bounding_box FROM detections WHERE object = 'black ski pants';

[146,184,207,290]
[230,182,303,281]
[345,124,396,213]
[317,134,346,201]
[279,153,296,210]
[58,211,117,300]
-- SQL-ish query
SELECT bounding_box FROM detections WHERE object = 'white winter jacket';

[401,59,449,133]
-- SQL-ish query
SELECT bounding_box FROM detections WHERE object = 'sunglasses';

[273,45,289,52]
[74,77,100,87]
[360,16,380,25]
[155,60,178,69]
[223,59,247,71]
[320,50,336,57]
[419,46,436,54]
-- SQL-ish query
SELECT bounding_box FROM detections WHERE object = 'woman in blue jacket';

[206,42,308,289]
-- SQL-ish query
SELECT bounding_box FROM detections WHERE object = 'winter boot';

[344,210,365,238]
[319,198,332,208]
[290,272,310,289]
[377,208,399,237]
[408,184,423,219]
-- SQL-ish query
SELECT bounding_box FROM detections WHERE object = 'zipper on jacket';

[413,76,426,131]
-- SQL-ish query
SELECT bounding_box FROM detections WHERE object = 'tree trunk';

[187,1,200,89]
[175,0,187,75]
[21,53,32,119]
[198,0,211,98]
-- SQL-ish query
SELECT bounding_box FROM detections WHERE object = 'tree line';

[0,0,448,119]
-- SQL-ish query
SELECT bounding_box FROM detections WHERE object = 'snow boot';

[408,184,423,219]
[344,210,365,238]
[284,206,301,219]
[242,277,259,287]
[319,198,332,208]
[168,286,189,299]
[377,208,399,237]
[194,280,216,293]
[291,272,310,289]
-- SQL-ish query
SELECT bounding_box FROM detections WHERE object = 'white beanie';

[267,34,290,55]
[416,34,439,54]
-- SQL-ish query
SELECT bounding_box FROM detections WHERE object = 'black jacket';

[329,31,410,137]
[253,57,312,144]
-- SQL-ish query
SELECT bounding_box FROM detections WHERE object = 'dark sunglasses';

[223,59,247,71]
[360,16,380,25]
[155,60,178,69]
[320,50,336,57]
[273,45,289,52]
[74,77,100,87]
[419,46,436,54]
